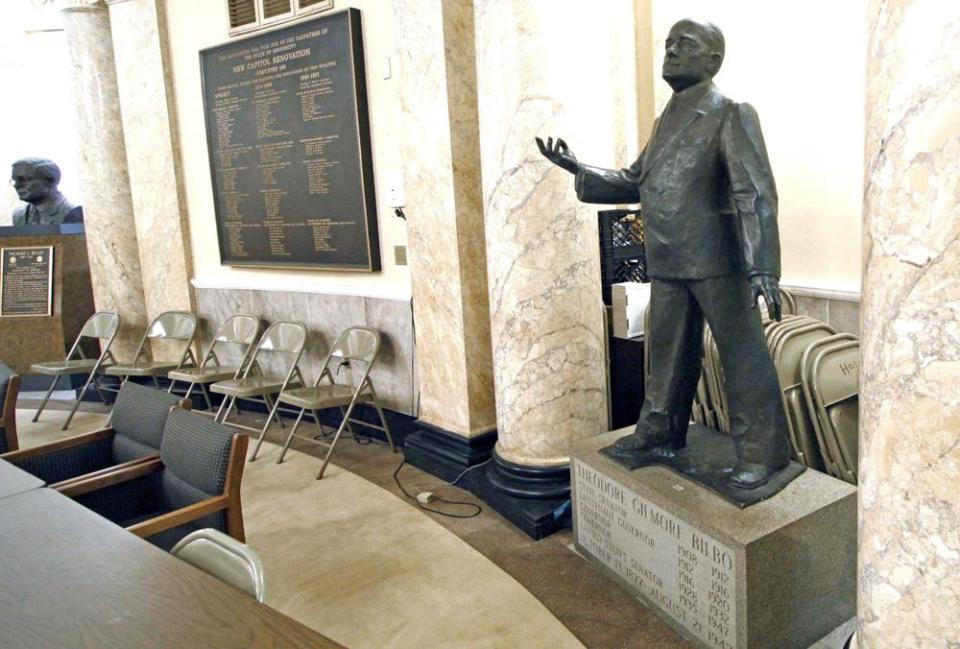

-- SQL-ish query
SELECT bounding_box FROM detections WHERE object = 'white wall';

[164,0,410,299]
[0,4,82,223]
[650,1,866,294]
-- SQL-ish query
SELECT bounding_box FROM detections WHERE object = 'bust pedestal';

[572,429,856,649]
[0,225,95,380]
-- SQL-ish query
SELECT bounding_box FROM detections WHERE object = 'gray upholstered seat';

[0,362,20,454]
[65,408,247,551]
[3,382,184,486]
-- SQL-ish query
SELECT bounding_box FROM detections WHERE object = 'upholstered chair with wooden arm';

[60,408,248,551]
[1,382,186,488]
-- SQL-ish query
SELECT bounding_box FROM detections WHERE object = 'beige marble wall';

[474,1,637,466]
[106,0,194,331]
[393,0,496,436]
[859,2,960,647]
[60,0,147,358]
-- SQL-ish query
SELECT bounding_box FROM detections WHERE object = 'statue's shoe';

[611,432,683,454]
[728,460,781,489]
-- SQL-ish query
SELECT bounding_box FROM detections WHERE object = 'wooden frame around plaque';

[200,8,381,271]
[0,245,54,318]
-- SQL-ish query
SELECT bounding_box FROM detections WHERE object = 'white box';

[611,282,651,339]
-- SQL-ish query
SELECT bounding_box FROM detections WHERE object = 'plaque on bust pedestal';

[1,246,53,317]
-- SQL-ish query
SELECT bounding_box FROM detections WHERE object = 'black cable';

[392,454,482,519]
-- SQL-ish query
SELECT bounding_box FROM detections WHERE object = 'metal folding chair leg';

[317,408,353,480]
[264,394,285,429]
[373,401,396,453]
[249,395,283,462]
[199,383,214,411]
[341,405,359,442]
[90,376,109,405]
[311,409,326,437]
[62,369,100,430]
[31,376,58,422]
[277,407,308,464]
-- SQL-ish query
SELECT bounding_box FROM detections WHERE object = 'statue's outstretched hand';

[535,136,579,174]
[750,274,782,322]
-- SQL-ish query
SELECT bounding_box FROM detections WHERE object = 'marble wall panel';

[107,0,195,352]
[194,287,416,414]
[61,1,148,359]
[858,2,960,646]
[791,293,861,336]
[393,0,496,436]
[474,1,637,466]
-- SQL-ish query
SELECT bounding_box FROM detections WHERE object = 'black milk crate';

[598,208,647,305]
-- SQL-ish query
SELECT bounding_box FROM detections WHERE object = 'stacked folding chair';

[801,336,861,484]
[771,321,837,470]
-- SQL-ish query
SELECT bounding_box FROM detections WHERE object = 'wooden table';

[0,457,44,500]
[0,488,345,649]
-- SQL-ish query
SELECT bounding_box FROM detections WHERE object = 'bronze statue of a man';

[10,158,83,226]
[537,18,791,489]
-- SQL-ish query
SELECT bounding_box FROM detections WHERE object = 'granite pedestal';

[572,430,856,649]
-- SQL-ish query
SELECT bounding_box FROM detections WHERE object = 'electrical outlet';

[387,182,405,208]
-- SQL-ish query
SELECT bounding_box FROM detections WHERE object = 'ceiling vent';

[228,0,334,35]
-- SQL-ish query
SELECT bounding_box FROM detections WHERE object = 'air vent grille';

[262,0,293,19]
[228,0,257,28]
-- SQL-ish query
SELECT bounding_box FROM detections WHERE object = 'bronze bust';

[10,158,83,227]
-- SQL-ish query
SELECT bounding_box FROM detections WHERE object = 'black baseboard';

[403,422,497,483]
[20,373,122,403]
[462,450,571,540]
[403,423,572,540]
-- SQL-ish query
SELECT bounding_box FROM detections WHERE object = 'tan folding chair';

[806,339,860,483]
[211,321,307,461]
[105,311,198,388]
[772,322,836,470]
[31,311,120,430]
[800,334,858,478]
[276,326,396,480]
[172,529,266,602]
[780,287,797,316]
[167,315,260,413]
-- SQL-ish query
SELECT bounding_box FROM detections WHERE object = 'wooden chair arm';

[127,495,230,540]
[49,454,160,490]
[58,458,164,498]
[2,373,19,452]
[1,427,116,462]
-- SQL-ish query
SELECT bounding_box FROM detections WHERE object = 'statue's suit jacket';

[575,82,780,282]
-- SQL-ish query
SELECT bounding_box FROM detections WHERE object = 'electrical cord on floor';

[392,453,485,519]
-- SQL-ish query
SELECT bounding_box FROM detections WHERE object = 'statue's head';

[10,158,61,205]
[662,19,725,92]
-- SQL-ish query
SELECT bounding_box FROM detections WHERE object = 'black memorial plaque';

[201,9,380,270]
[1,246,53,317]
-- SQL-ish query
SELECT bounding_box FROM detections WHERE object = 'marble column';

[106,0,195,324]
[858,2,960,647]
[474,1,637,470]
[393,0,497,438]
[60,0,148,357]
